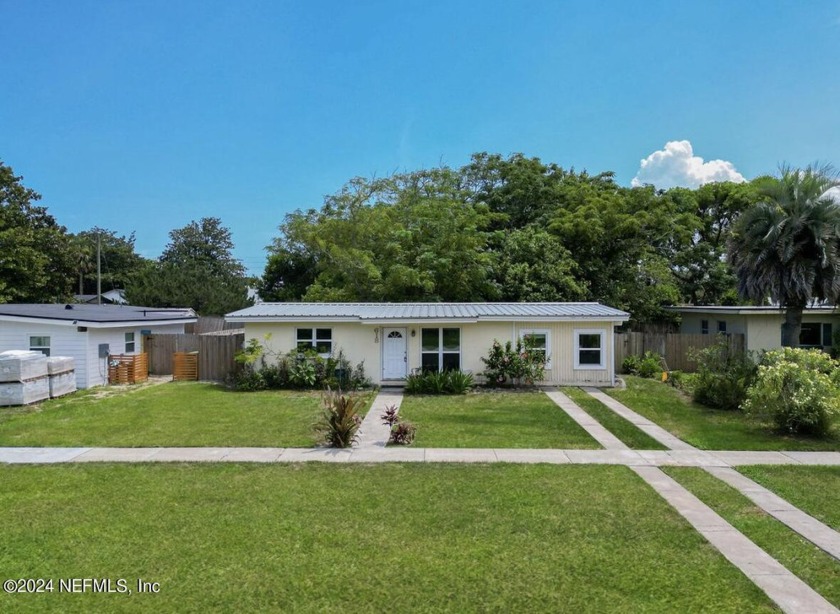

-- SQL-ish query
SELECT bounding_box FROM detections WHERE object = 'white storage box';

[0,376,50,406]
[49,371,77,398]
[0,351,49,383]
[47,356,75,375]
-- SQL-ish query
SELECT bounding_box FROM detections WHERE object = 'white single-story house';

[0,304,197,388]
[225,302,630,386]
[667,305,838,353]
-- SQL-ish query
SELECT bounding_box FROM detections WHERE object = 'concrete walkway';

[355,388,403,448]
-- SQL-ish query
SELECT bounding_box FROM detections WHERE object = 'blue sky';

[2,1,839,275]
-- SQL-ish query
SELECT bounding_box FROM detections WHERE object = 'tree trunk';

[780,306,803,348]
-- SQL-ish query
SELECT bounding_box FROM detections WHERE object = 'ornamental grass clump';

[742,348,840,437]
[317,388,363,448]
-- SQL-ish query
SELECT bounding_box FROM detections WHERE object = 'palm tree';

[728,164,840,347]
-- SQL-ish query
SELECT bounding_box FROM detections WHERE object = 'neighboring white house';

[0,304,197,388]
[667,305,838,353]
[73,289,129,305]
[225,302,630,386]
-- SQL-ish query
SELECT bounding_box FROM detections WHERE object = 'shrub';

[742,348,840,437]
[481,338,546,387]
[405,370,474,395]
[622,351,662,378]
[380,404,400,428]
[316,388,363,448]
[389,421,416,445]
[690,338,757,411]
[227,365,267,391]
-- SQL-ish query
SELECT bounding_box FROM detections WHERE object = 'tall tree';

[72,227,146,295]
[126,217,250,315]
[728,165,840,346]
[0,161,74,303]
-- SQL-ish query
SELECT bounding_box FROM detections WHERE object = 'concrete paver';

[149,447,234,462]
[424,448,498,463]
[492,449,571,464]
[220,448,285,462]
[781,451,840,465]
[713,451,799,466]
[564,449,650,465]
[0,447,90,464]
[74,448,161,462]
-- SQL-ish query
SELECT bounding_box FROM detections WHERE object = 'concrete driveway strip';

[356,389,404,448]
[582,387,697,450]
[545,390,628,450]
[632,465,837,614]
[705,466,840,562]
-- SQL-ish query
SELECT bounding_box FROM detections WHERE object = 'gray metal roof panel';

[0,304,197,323]
[227,302,629,320]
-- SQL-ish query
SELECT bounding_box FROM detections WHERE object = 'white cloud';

[826,186,840,203]
[631,140,745,189]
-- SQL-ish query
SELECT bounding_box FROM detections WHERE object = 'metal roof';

[226,302,629,322]
[0,304,197,324]
[666,305,838,316]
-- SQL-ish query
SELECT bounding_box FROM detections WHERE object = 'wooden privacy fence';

[143,333,243,382]
[614,332,745,373]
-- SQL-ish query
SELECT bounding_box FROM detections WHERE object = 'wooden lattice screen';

[108,353,149,385]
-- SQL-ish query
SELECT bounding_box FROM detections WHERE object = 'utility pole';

[96,232,102,305]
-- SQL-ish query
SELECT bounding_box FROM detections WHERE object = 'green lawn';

[0,382,356,447]
[609,376,840,451]
[665,467,840,607]
[737,465,840,531]
[562,387,667,450]
[0,463,775,613]
[398,392,599,448]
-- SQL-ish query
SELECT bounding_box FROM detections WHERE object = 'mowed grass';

[0,463,775,613]
[399,392,599,448]
[665,467,840,607]
[737,465,840,531]
[609,376,840,451]
[562,387,667,450]
[0,382,356,447]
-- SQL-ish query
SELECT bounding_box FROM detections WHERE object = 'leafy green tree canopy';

[0,161,74,303]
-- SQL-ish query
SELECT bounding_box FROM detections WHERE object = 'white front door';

[382,328,407,380]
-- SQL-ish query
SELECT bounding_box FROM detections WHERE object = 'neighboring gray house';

[226,302,631,386]
[667,305,838,353]
[0,304,196,388]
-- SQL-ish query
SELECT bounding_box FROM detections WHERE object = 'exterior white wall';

[0,321,88,386]
[0,320,189,389]
[243,319,619,386]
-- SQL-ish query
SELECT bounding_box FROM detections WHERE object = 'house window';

[296,328,333,355]
[823,323,833,347]
[125,332,136,353]
[520,329,551,368]
[421,328,460,372]
[29,336,51,357]
[700,320,709,335]
[717,320,727,333]
[799,323,824,347]
[574,329,606,369]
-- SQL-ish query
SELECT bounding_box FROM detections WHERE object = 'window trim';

[420,327,461,373]
[29,334,51,357]
[295,327,333,357]
[125,331,136,353]
[519,328,552,368]
[573,329,606,370]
